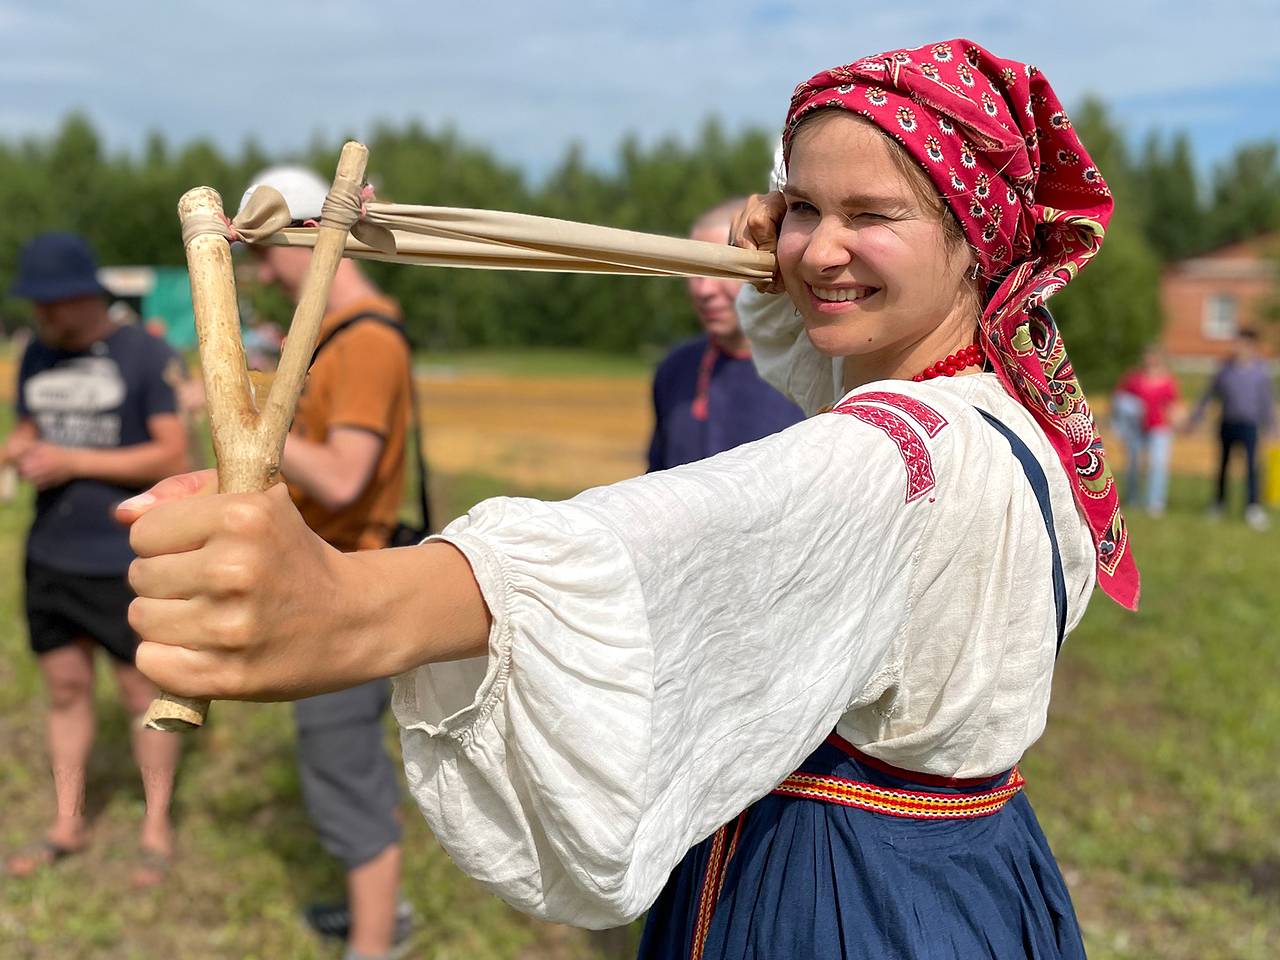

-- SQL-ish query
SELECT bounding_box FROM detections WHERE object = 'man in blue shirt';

[1188,329,1277,530]
[2,233,188,884]
[648,200,803,472]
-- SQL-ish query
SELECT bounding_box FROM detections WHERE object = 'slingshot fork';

[142,141,370,732]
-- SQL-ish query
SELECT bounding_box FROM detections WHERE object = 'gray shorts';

[294,678,401,870]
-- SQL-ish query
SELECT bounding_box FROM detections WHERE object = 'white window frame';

[1202,293,1239,341]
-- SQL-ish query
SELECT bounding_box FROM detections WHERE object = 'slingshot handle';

[143,143,370,732]
[142,694,210,733]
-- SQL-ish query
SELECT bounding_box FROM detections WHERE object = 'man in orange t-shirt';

[288,298,410,553]
[240,166,412,960]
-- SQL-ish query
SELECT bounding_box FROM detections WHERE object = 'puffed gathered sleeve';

[736,285,840,416]
[392,408,944,927]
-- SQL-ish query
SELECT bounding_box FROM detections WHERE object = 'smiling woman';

[778,110,981,383]
[122,37,1134,960]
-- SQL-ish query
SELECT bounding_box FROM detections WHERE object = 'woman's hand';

[117,470,492,702]
[729,192,787,294]
[119,471,370,701]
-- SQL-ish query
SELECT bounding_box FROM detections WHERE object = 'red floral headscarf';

[784,38,1139,610]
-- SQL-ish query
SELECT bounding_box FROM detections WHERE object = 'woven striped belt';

[771,766,1026,819]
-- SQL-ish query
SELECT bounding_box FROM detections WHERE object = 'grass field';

[1,351,1278,959]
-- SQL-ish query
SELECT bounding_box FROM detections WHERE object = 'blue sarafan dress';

[638,735,1083,959]
[638,411,1084,960]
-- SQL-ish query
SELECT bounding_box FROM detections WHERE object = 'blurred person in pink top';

[1113,347,1181,516]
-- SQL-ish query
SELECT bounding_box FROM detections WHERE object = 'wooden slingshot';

[141,141,370,732]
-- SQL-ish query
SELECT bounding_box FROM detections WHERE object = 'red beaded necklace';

[911,343,983,382]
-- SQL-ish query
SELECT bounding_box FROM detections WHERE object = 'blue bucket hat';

[10,232,107,304]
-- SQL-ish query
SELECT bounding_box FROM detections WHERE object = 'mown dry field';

[417,369,651,491]
[413,360,1222,492]
[0,350,1231,493]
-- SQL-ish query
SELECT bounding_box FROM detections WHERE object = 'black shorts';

[25,558,139,663]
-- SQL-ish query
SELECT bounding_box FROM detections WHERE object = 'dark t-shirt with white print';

[16,324,181,576]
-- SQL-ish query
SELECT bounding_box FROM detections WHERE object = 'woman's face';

[778,111,977,367]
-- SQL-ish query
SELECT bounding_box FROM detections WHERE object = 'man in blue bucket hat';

[2,232,189,887]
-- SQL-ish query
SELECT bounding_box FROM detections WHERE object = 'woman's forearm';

[332,541,493,683]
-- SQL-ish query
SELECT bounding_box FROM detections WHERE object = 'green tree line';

[2,104,1278,385]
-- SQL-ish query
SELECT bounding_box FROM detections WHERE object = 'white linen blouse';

[391,290,1097,928]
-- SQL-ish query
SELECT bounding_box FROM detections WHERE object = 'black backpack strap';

[310,311,403,366]
[310,312,432,534]
[975,407,1068,655]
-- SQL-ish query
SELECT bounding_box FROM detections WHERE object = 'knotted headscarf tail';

[785,38,1138,610]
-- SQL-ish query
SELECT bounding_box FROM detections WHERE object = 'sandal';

[4,839,85,878]
[129,845,173,890]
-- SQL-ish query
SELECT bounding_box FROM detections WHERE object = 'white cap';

[769,139,787,193]
[239,165,330,221]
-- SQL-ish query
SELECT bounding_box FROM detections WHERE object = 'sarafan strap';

[975,407,1067,654]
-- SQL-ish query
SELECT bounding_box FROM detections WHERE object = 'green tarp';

[141,267,197,350]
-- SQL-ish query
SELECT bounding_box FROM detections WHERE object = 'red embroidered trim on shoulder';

[850,391,948,437]
[832,396,947,503]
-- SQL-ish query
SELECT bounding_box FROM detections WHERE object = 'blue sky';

[3,1,1278,182]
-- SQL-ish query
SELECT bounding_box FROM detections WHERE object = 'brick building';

[1159,234,1277,361]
